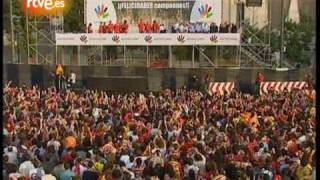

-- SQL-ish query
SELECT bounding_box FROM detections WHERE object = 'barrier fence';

[208,82,234,95]
[260,81,308,95]
[208,81,310,96]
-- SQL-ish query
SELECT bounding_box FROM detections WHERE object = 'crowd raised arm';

[3,81,316,180]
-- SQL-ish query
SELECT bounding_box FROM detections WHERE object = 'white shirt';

[19,161,35,177]
[70,73,76,84]
[4,146,18,164]
[195,24,202,33]
[160,25,165,31]
[6,152,18,164]
[47,140,61,152]
[120,155,133,169]
[9,172,22,180]
[184,165,199,176]
[174,23,179,32]
[29,168,46,178]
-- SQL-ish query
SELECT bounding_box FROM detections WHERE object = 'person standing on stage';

[145,21,152,33]
[160,24,166,33]
[68,71,76,89]
[114,21,121,34]
[98,22,103,33]
[121,20,129,33]
[82,24,87,33]
[152,20,160,33]
[107,21,114,33]
[102,22,107,33]
[55,64,64,90]
[87,23,93,33]
[138,19,146,33]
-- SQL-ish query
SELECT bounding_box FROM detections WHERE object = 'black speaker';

[246,0,263,7]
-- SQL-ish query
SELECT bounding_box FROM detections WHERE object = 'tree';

[63,0,85,32]
[244,13,315,66]
[283,14,315,65]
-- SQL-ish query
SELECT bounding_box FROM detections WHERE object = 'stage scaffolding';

[8,0,279,69]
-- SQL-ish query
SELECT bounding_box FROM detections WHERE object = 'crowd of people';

[3,77,316,180]
[84,20,238,34]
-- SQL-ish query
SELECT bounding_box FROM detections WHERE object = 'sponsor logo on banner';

[80,35,88,43]
[144,35,152,43]
[95,4,109,19]
[112,35,120,43]
[22,0,66,16]
[210,35,218,43]
[56,33,240,46]
[198,4,212,18]
[177,35,185,43]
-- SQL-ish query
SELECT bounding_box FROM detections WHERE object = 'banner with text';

[56,33,240,46]
[86,0,222,32]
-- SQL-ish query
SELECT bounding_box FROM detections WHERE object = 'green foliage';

[283,14,315,64]
[64,0,85,32]
[245,14,315,65]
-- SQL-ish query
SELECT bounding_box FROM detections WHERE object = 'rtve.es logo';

[23,0,66,16]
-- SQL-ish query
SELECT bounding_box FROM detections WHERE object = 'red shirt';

[256,74,264,84]
[145,23,152,33]
[138,22,145,33]
[98,25,103,33]
[6,122,15,133]
[273,175,282,180]
[63,154,74,163]
[121,24,129,33]
[103,25,108,33]
[114,23,121,33]
[152,23,160,33]
[107,23,114,33]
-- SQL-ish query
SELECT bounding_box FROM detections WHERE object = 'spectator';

[3,80,315,180]
[59,163,75,180]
